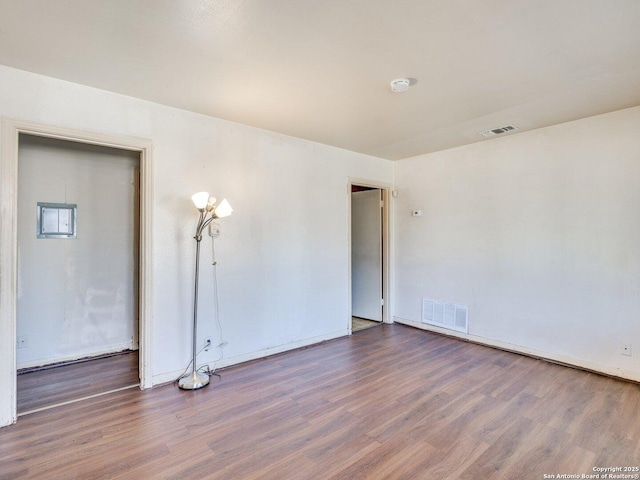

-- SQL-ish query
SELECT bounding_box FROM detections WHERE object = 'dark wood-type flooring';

[17,350,139,414]
[2,324,640,479]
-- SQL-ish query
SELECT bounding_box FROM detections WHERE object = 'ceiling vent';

[479,124,519,138]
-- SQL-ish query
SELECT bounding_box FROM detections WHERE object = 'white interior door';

[351,189,382,321]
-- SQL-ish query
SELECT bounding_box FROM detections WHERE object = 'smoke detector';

[390,78,411,93]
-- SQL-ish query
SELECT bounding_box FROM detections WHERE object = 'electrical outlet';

[208,223,221,237]
[17,336,28,349]
[622,344,632,356]
[204,337,212,351]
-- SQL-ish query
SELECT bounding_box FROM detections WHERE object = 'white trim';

[0,117,154,427]
[152,328,350,386]
[17,342,137,370]
[0,118,18,427]
[394,317,640,383]
[347,178,394,334]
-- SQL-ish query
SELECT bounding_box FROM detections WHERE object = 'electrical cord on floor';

[198,364,221,382]
[174,343,208,384]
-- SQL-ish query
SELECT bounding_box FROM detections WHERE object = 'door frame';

[347,177,393,332]
[0,117,154,427]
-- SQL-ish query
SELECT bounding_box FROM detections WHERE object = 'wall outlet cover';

[209,223,221,236]
[17,336,28,349]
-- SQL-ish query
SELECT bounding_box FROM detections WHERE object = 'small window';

[37,202,77,239]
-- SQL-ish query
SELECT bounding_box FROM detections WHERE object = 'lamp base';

[178,371,210,390]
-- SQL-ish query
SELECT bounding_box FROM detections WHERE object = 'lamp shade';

[191,192,210,210]
[214,198,233,218]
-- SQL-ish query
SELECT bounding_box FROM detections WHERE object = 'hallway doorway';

[348,179,391,333]
[0,118,153,427]
[16,135,141,414]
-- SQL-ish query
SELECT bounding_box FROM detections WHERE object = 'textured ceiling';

[1,0,639,160]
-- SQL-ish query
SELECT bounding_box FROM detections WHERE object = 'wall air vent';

[479,124,519,138]
[422,297,468,334]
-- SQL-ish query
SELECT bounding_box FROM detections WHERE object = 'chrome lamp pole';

[178,192,233,390]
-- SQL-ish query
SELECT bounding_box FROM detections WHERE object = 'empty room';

[1,1,640,479]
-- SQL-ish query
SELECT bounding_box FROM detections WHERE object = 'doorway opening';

[349,180,390,333]
[1,118,153,427]
[16,135,140,414]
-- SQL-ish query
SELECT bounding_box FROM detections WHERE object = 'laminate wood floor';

[2,325,640,479]
[17,350,139,414]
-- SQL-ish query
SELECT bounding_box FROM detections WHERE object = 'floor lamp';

[179,192,233,390]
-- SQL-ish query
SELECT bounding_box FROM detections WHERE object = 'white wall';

[0,65,394,384]
[17,136,139,368]
[394,106,640,380]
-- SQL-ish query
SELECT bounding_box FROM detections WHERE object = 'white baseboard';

[152,328,350,386]
[17,341,136,370]
[394,317,640,383]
